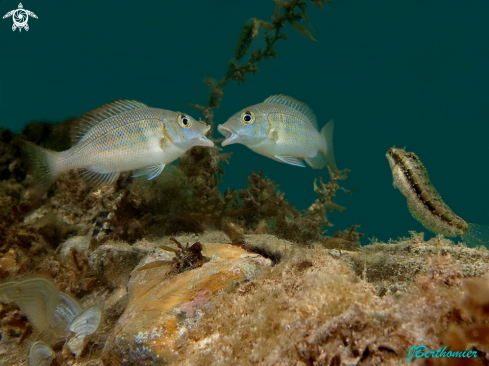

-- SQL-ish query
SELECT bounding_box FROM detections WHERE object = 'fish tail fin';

[320,119,340,174]
[462,223,489,248]
[21,140,63,196]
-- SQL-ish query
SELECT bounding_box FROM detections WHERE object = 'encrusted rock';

[164,231,232,246]
[242,234,295,264]
[104,286,129,324]
[132,239,176,271]
[103,242,271,365]
[72,360,105,366]
[338,234,489,296]
[88,242,145,290]
[66,333,89,359]
[59,235,91,267]
[0,248,21,279]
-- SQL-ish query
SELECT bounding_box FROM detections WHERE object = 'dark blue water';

[1,0,488,243]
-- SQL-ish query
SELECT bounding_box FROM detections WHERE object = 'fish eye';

[241,111,255,125]
[178,114,192,128]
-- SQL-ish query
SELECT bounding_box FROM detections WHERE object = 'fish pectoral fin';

[159,137,165,150]
[271,129,279,143]
[305,151,327,169]
[274,155,306,167]
[79,170,120,188]
[132,164,166,180]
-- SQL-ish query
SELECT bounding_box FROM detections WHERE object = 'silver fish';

[218,95,339,172]
[23,100,213,194]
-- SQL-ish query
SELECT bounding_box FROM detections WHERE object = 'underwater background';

[1,0,488,243]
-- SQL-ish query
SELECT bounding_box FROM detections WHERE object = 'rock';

[221,221,245,243]
[242,234,295,264]
[103,242,271,365]
[337,234,489,296]
[104,286,129,323]
[66,333,89,358]
[0,303,30,366]
[72,361,104,366]
[160,231,232,246]
[0,248,20,279]
[88,242,145,290]
[132,238,176,271]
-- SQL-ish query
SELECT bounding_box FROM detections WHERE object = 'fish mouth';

[194,125,214,147]
[386,148,400,168]
[218,125,240,146]
[196,135,214,147]
[385,153,396,170]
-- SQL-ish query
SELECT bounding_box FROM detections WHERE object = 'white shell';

[28,341,54,366]
[69,304,104,336]
[0,278,59,331]
[50,292,83,332]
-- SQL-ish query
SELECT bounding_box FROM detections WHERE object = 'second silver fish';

[218,95,339,173]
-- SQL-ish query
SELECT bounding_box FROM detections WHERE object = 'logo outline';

[3,3,38,32]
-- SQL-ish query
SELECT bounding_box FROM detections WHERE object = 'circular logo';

[12,9,28,28]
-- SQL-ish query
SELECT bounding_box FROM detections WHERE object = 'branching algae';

[191,0,331,130]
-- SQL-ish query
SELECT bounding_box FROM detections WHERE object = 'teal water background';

[1,0,488,243]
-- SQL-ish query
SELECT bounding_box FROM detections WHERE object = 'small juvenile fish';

[218,95,339,173]
[23,100,213,194]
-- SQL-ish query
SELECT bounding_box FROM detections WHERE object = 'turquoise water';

[1,0,488,243]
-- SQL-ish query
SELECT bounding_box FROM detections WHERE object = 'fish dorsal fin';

[70,100,148,144]
[264,95,318,129]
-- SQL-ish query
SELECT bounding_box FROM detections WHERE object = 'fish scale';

[273,114,320,149]
[65,114,165,172]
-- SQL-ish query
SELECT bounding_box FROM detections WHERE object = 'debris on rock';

[88,242,145,290]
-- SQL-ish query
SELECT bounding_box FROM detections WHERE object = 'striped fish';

[218,95,339,172]
[23,100,213,195]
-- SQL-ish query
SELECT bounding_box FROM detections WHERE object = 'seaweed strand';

[191,0,331,131]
